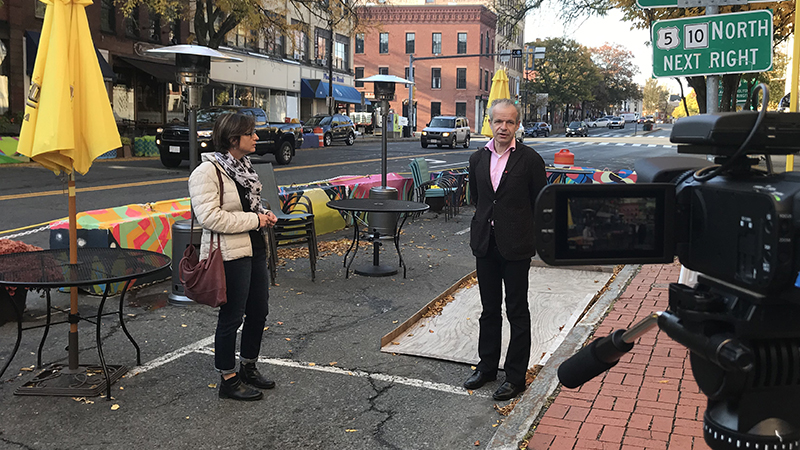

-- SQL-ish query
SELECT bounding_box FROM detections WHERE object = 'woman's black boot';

[239,362,276,389]
[219,374,263,401]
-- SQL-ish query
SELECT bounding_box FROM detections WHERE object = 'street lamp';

[355,74,413,255]
[146,45,242,171]
[145,45,241,306]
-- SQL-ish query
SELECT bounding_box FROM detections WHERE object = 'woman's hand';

[258,211,278,229]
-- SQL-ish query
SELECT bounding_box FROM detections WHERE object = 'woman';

[188,113,278,401]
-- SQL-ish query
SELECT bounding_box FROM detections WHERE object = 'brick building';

[0,0,360,135]
[355,5,497,133]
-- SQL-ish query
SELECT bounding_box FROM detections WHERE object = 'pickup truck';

[155,106,303,167]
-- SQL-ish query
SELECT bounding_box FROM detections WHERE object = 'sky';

[524,4,655,86]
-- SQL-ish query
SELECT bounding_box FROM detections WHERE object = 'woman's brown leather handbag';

[180,166,227,307]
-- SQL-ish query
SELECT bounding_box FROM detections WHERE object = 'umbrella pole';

[68,171,79,372]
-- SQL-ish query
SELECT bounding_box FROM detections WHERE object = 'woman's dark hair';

[212,113,256,154]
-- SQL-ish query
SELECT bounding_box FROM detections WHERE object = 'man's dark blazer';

[468,141,548,261]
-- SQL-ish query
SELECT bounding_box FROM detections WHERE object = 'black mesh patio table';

[327,199,429,278]
[0,248,171,398]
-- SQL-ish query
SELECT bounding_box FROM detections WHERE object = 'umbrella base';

[14,363,127,397]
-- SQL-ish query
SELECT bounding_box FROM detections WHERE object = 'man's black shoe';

[463,370,496,389]
[492,381,525,401]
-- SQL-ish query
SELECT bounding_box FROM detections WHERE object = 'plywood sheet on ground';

[381,266,613,368]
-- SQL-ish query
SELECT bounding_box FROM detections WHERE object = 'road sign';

[718,79,750,107]
[637,0,779,10]
[499,49,511,63]
[652,10,772,78]
[511,49,523,58]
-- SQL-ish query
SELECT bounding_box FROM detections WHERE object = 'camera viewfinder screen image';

[558,196,662,259]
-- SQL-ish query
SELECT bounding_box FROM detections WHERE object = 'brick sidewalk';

[525,263,712,450]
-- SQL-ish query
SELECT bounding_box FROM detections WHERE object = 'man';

[465,98,548,401]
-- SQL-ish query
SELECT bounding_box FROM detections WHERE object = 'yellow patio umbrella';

[17,0,121,373]
[480,69,511,138]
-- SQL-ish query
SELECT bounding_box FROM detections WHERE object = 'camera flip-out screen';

[535,184,676,266]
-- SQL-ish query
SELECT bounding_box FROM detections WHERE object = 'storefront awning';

[116,57,177,83]
[300,79,369,105]
[25,30,115,82]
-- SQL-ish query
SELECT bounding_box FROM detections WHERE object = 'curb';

[487,264,641,450]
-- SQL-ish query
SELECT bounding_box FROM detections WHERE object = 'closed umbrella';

[480,69,511,138]
[17,0,121,376]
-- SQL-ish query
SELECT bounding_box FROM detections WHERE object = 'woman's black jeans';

[215,248,269,374]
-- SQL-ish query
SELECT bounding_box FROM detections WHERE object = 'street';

[1,125,680,248]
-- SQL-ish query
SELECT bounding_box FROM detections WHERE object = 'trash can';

[368,187,398,238]
[643,123,653,131]
[169,219,202,306]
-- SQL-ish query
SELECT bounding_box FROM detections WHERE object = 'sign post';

[651,10,773,78]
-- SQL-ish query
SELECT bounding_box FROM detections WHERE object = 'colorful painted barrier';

[0,136,28,164]
[546,166,637,184]
[300,132,321,148]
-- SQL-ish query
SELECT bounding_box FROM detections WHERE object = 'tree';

[643,79,669,117]
[672,89,699,118]
[528,37,601,124]
[590,43,641,112]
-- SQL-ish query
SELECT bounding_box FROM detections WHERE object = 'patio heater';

[355,75,413,240]
[145,45,241,305]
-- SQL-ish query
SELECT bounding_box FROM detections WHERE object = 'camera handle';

[558,282,800,450]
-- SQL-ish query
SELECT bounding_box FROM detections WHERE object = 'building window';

[479,69,483,91]
[484,70,489,92]
[379,33,389,54]
[334,39,347,70]
[267,25,285,57]
[355,33,364,54]
[100,0,115,32]
[291,22,308,62]
[456,102,466,117]
[406,33,415,54]
[431,102,441,118]
[315,28,330,66]
[355,67,364,87]
[404,67,415,87]
[431,68,441,89]
[379,67,389,75]
[125,7,140,38]
[456,68,466,89]
[34,0,46,18]
[169,19,181,44]
[148,11,161,43]
[432,33,441,55]
[485,33,490,54]
[457,33,467,54]
[480,34,484,56]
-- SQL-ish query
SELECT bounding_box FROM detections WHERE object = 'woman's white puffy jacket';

[187,153,264,261]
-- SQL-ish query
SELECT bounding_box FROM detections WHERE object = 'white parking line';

[194,348,492,398]
[129,335,216,376]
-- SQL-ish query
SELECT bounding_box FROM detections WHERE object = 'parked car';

[304,114,356,146]
[155,106,303,167]
[589,117,611,128]
[420,116,471,148]
[565,121,589,137]
[525,122,551,137]
[608,117,625,129]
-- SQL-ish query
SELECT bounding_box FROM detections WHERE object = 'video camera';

[535,86,800,450]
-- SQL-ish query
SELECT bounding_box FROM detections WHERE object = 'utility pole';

[327,22,335,116]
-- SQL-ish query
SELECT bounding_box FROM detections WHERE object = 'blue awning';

[300,79,369,105]
[25,30,116,82]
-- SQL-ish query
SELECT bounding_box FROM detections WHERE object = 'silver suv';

[421,116,471,148]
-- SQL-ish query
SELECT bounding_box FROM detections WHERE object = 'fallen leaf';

[285,338,291,341]
[263,326,269,331]
[20,366,33,372]
[392,320,399,324]
[111,404,120,410]
[474,441,480,446]
[186,416,190,419]
[208,383,217,388]
[308,363,316,366]
[329,362,337,366]
[407,334,414,337]
[658,380,670,384]
[429,330,434,333]
[277,322,284,325]
[181,324,187,328]
[391,342,400,345]
[119,386,124,390]
[346,429,358,433]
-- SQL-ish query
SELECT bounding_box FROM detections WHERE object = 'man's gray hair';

[488,98,521,123]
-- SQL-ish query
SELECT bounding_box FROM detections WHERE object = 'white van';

[620,113,637,123]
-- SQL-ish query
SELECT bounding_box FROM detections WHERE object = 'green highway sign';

[637,0,778,10]
[652,10,773,78]
[718,79,750,107]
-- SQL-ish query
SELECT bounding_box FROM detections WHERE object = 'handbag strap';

[189,163,225,248]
